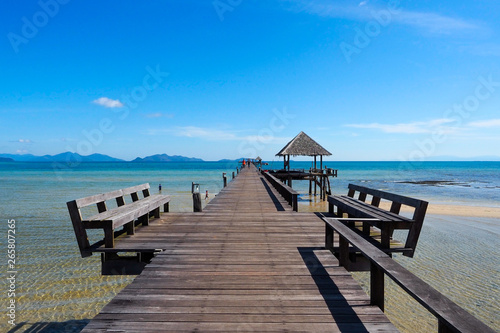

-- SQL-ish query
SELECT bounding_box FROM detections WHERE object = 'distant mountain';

[132,154,204,162]
[0,152,124,162]
[0,153,38,162]
[0,157,14,162]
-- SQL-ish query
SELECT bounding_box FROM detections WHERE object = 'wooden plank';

[122,183,150,196]
[75,189,124,208]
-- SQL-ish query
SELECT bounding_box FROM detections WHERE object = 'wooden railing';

[323,216,495,333]
[261,170,298,211]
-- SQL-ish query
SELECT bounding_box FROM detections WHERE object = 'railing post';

[223,173,227,187]
[292,193,298,212]
[192,192,202,212]
[192,182,202,212]
[370,261,384,311]
[338,235,349,268]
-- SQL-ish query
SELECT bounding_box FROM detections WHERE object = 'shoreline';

[379,202,500,219]
[300,199,500,219]
[424,203,500,218]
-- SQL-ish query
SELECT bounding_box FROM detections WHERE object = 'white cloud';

[175,126,238,141]
[243,135,291,144]
[345,118,500,138]
[394,10,480,34]
[18,139,32,143]
[92,97,124,108]
[468,119,500,128]
[146,112,174,118]
[291,1,481,35]
[345,118,455,134]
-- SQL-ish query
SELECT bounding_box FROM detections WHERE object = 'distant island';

[0,152,124,162]
[0,152,206,163]
[132,154,203,162]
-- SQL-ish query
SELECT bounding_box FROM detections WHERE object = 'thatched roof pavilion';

[276,131,331,171]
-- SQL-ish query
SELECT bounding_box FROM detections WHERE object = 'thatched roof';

[276,131,331,157]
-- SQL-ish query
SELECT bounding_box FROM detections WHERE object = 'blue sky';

[1,0,499,161]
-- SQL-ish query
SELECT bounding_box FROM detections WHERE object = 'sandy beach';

[377,201,500,218]
[301,197,500,219]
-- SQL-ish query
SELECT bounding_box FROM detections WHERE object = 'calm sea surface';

[0,161,498,332]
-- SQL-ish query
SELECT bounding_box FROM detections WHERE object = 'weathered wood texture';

[328,184,428,257]
[67,183,170,257]
[261,169,299,211]
[323,217,496,333]
[82,165,397,332]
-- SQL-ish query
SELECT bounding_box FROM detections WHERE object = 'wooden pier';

[82,165,397,332]
[77,164,495,333]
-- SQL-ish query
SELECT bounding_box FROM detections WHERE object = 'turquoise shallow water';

[0,161,498,332]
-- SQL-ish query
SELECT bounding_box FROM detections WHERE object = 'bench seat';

[329,195,414,229]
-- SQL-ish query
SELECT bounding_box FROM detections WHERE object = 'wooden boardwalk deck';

[82,165,398,332]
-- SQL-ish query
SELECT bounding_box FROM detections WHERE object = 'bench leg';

[139,214,149,226]
[328,203,334,214]
[153,207,160,218]
[338,235,349,269]
[104,226,114,248]
[380,226,394,257]
[126,221,135,235]
[370,261,384,311]
[164,202,169,213]
[362,222,371,235]
[325,224,334,251]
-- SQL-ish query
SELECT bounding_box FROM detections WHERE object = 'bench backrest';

[67,183,151,257]
[347,183,428,256]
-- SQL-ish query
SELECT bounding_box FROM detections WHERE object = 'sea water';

[0,161,498,332]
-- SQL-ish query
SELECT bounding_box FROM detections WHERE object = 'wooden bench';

[327,183,428,257]
[67,183,170,257]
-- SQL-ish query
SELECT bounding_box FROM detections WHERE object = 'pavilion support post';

[314,176,317,196]
[320,176,324,200]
